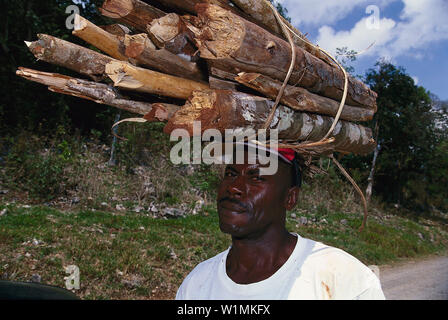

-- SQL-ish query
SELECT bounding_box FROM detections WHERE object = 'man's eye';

[252,176,264,182]
[225,171,236,177]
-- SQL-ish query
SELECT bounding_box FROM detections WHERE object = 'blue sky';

[277,0,448,100]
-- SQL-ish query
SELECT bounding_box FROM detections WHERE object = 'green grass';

[1,202,447,300]
[0,204,229,299]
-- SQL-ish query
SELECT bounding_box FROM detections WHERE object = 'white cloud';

[412,76,419,85]
[277,0,397,26]
[313,0,448,60]
[316,17,396,57]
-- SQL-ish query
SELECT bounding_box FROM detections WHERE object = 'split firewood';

[99,0,165,32]
[26,34,115,81]
[105,60,209,99]
[235,73,374,122]
[230,0,336,67]
[73,14,128,61]
[16,67,179,120]
[164,90,376,155]
[123,33,206,81]
[147,13,197,59]
[191,4,377,111]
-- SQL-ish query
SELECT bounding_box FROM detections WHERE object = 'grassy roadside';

[0,201,446,300]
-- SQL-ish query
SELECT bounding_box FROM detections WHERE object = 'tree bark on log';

[191,4,377,111]
[151,0,238,15]
[73,14,128,61]
[123,33,206,81]
[230,0,335,67]
[235,72,374,122]
[99,24,132,39]
[16,67,179,119]
[26,34,114,81]
[147,13,197,58]
[164,89,376,155]
[105,60,209,99]
[99,0,165,32]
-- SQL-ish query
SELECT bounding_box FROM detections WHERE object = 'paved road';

[379,256,448,300]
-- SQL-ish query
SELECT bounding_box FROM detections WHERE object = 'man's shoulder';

[298,237,383,299]
[176,249,228,299]
[182,249,228,282]
[303,238,373,275]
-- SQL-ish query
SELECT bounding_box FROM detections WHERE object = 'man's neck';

[226,228,297,284]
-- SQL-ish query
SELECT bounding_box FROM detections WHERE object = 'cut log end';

[100,0,133,19]
[193,4,245,59]
[73,14,86,32]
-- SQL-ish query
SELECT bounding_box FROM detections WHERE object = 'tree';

[335,47,358,75]
[269,0,291,22]
[362,60,442,211]
[0,0,115,137]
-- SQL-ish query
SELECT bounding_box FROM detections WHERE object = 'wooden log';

[99,24,132,38]
[73,14,128,61]
[235,72,374,122]
[26,34,114,81]
[16,67,179,119]
[191,4,377,111]
[209,76,239,90]
[147,13,197,58]
[164,90,376,155]
[230,0,336,67]
[143,102,180,122]
[152,0,245,16]
[105,60,209,100]
[123,33,206,81]
[99,0,165,32]
[152,0,294,42]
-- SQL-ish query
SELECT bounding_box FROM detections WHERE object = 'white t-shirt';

[176,234,385,300]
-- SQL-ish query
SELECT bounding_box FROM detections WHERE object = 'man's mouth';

[218,199,247,213]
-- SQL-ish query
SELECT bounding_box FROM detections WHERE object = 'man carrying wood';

[176,143,385,300]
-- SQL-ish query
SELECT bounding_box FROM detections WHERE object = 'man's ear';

[284,186,300,211]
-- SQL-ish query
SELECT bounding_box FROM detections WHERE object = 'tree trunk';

[123,33,206,81]
[366,121,380,203]
[164,89,376,155]
[26,34,114,81]
[105,60,209,99]
[16,67,178,118]
[99,0,165,32]
[73,14,128,61]
[366,144,380,203]
[191,4,377,111]
[235,72,374,122]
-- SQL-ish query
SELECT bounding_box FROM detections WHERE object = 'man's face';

[217,158,294,239]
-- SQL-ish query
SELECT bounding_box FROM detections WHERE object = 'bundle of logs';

[17,0,378,157]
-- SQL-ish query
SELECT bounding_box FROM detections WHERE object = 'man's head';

[217,145,301,239]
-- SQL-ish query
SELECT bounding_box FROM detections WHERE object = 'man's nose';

[227,176,245,198]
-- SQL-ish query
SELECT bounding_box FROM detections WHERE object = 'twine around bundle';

[262,0,368,232]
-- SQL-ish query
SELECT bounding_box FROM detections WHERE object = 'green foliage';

[269,0,292,22]
[0,0,116,137]
[349,60,448,212]
[335,47,358,75]
[3,132,78,200]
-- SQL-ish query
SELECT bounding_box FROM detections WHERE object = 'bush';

[3,132,79,201]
